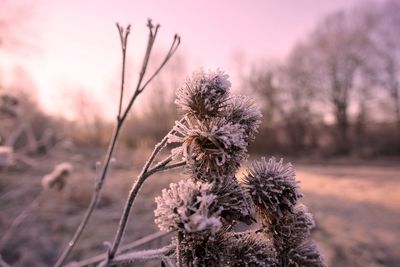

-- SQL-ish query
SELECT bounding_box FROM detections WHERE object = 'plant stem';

[107,126,185,259]
[65,231,172,267]
[101,244,175,266]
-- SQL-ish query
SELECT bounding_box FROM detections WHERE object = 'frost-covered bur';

[41,162,73,191]
[175,69,231,119]
[154,179,252,233]
[242,157,302,219]
[179,231,277,267]
[154,180,222,234]
[169,117,248,181]
[242,157,326,267]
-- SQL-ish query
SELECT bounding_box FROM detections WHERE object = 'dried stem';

[176,232,183,267]
[54,20,179,267]
[116,23,131,120]
[65,231,172,267]
[107,121,186,259]
[100,244,175,267]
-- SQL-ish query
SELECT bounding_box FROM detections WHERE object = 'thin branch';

[116,23,131,120]
[54,124,122,267]
[100,244,175,267]
[65,231,172,267]
[176,232,183,267]
[139,34,180,93]
[55,20,180,267]
[107,119,185,259]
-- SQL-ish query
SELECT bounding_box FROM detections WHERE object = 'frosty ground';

[1,146,399,267]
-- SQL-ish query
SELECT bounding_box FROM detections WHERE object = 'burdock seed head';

[175,69,231,119]
[267,204,315,251]
[242,157,302,218]
[168,117,248,181]
[154,180,223,234]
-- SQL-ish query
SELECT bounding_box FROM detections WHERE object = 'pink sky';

[1,0,367,118]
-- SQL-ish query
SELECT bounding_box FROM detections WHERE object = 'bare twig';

[100,244,175,267]
[107,123,185,259]
[176,232,183,267]
[54,20,179,267]
[54,125,122,267]
[65,231,172,267]
[116,23,131,120]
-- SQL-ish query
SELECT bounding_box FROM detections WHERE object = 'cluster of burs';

[154,70,326,267]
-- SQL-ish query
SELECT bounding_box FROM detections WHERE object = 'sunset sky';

[1,0,369,118]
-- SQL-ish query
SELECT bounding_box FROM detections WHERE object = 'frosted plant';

[48,52,325,265]
[152,70,326,266]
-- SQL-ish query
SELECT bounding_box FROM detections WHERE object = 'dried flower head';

[168,117,248,180]
[267,204,315,251]
[154,180,222,234]
[41,162,73,191]
[286,241,326,267]
[222,231,278,267]
[224,95,262,141]
[175,69,231,119]
[242,157,302,218]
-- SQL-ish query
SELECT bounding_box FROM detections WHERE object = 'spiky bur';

[242,157,302,219]
[175,69,231,119]
[179,231,278,267]
[155,178,252,233]
[154,180,222,234]
[168,117,248,181]
[267,204,315,251]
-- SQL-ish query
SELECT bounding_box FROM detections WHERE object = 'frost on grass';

[156,69,325,267]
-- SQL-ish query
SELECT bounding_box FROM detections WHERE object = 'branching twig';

[65,231,172,267]
[107,121,185,259]
[100,244,175,267]
[54,20,180,267]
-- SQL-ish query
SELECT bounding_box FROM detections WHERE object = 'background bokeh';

[1,0,399,266]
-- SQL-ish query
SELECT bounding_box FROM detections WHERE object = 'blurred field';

[0,146,399,267]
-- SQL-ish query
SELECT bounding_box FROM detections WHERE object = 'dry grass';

[0,146,399,266]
